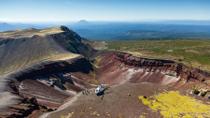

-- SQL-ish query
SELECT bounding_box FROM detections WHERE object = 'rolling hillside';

[0,26,94,75]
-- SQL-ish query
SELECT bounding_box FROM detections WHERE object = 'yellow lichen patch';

[139,91,210,118]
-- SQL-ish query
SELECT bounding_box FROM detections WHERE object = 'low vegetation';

[139,91,210,118]
[107,40,210,71]
[60,112,74,118]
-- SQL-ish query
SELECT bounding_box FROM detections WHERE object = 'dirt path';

[39,92,83,118]
[39,93,82,118]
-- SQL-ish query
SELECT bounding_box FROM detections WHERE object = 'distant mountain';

[78,20,89,24]
[0,22,15,31]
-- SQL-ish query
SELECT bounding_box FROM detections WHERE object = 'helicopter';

[95,84,106,96]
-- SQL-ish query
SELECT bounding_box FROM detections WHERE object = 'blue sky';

[0,0,210,23]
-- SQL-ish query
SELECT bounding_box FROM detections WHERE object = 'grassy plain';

[106,40,210,71]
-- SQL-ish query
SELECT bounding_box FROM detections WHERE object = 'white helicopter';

[95,84,106,96]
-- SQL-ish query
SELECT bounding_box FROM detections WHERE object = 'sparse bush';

[200,91,207,97]
[193,89,200,95]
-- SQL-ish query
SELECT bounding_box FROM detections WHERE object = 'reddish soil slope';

[43,52,210,118]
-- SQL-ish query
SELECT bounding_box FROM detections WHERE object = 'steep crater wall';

[115,52,210,83]
[3,57,94,118]
[96,52,210,87]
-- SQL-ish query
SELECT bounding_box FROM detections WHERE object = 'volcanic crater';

[0,26,209,118]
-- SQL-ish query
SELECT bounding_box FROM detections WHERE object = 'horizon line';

[1,19,210,24]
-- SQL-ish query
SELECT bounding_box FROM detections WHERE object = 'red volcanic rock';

[99,52,210,87]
